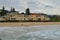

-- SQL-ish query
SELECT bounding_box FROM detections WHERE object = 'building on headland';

[0,12,50,22]
[0,7,51,22]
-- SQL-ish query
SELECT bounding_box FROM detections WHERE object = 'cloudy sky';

[0,0,60,15]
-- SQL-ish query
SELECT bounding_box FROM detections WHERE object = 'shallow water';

[17,30,60,40]
[0,25,60,40]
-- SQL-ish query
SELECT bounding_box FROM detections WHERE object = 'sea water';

[0,25,60,40]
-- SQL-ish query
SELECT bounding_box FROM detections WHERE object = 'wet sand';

[0,22,60,26]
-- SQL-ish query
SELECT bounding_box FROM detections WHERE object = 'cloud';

[0,0,60,15]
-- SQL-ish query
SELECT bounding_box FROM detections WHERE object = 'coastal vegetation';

[0,6,60,22]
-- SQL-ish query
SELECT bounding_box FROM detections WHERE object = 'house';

[6,12,25,21]
[27,13,50,21]
[0,7,51,22]
[0,12,51,22]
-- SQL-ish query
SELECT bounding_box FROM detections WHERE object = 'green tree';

[2,6,5,11]
[10,7,13,12]
[0,6,6,16]
[2,6,6,13]
[10,7,15,12]
[12,8,15,12]
[25,8,30,15]
[21,12,24,14]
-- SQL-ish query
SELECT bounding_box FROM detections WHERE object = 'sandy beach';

[0,22,60,26]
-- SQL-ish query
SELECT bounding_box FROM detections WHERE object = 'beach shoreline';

[0,22,60,26]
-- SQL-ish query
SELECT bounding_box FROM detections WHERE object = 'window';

[36,16,38,17]
[10,15,12,17]
[29,18,33,20]
[11,18,16,20]
[38,18,41,21]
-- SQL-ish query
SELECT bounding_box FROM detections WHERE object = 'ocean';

[0,25,60,40]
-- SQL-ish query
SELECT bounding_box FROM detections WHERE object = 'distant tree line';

[0,6,30,16]
[50,15,60,22]
[0,6,6,16]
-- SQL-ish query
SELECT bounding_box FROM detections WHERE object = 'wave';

[17,29,60,40]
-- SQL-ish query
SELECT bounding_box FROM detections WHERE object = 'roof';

[30,13,41,15]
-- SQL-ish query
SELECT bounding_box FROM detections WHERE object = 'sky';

[0,0,60,15]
